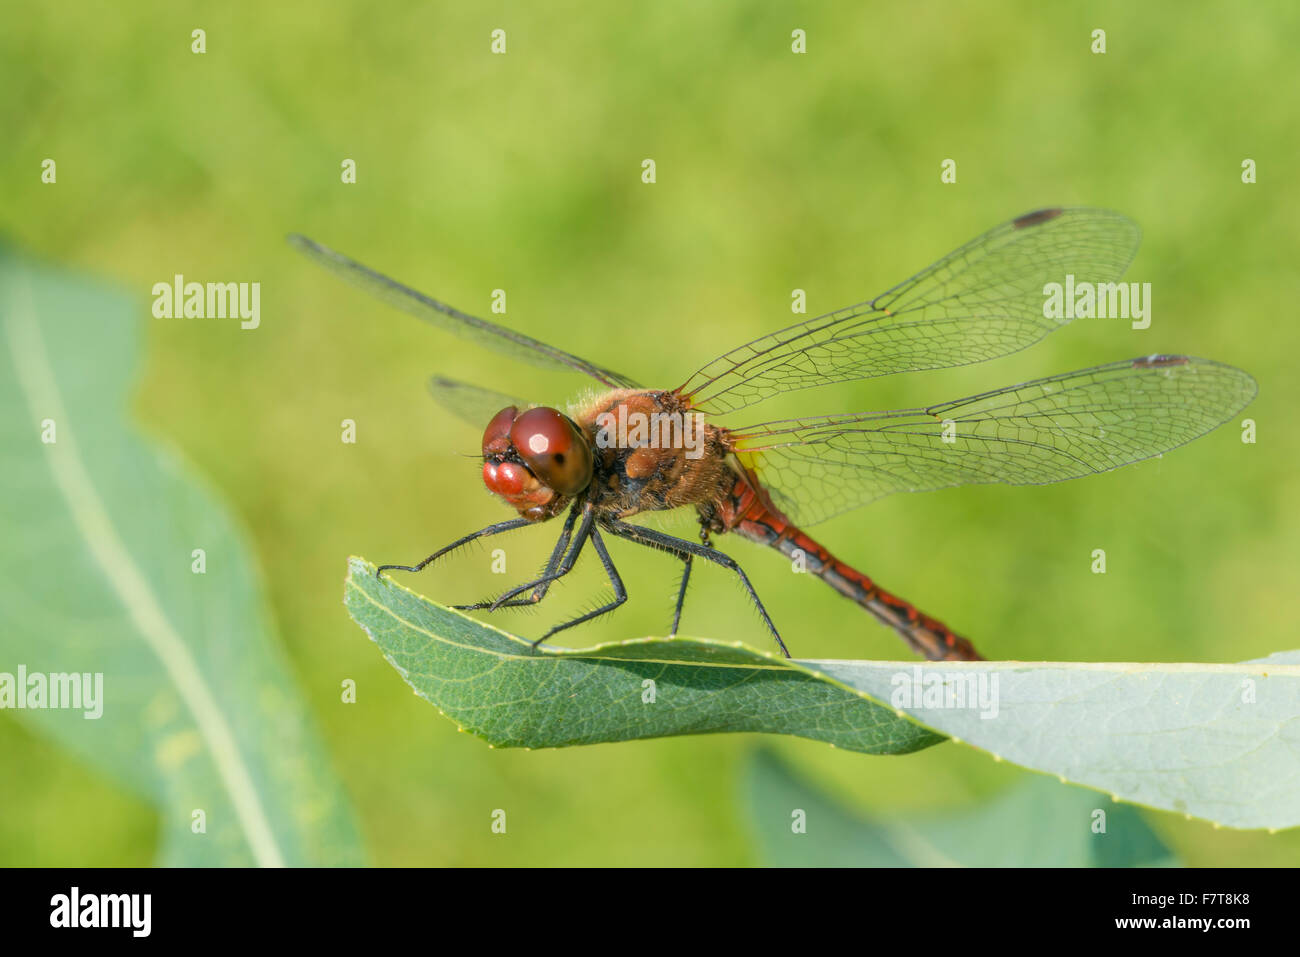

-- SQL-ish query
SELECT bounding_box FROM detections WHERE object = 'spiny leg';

[668,523,712,637]
[605,519,790,658]
[377,517,532,578]
[669,555,692,637]
[453,505,580,611]
[532,526,627,650]
[486,503,597,610]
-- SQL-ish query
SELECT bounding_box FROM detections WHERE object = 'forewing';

[289,234,640,389]
[731,356,1256,527]
[679,208,1141,415]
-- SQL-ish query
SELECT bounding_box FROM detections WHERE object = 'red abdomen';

[718,475,983,662]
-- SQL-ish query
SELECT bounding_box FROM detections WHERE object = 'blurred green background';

[3,1,1298,865]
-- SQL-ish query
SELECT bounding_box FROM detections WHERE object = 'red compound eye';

[482,406,519,457]
[482,460,530,496]
[509,407,593,496]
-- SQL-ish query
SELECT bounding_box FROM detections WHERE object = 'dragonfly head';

[481,405,593,521]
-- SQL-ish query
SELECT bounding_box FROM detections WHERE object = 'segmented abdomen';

[720,476,983,662]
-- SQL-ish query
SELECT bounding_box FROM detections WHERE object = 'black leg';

[669,555,692,637]
[532,526,627,650]
[485,503,597,610]
[453,505,580,610]
[604,519,790,658]
[669,522,712,637]
[377,517,532,578]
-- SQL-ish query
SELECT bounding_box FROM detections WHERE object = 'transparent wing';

[289,234,639,389]
[678,208,1141,415]
[428,376,530,428]
[731,356,1256,527]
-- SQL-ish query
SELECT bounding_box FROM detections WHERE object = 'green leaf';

[0,253,363,866]
[344,558,942,755]
[744,748,1179,867]
[346,557,1300,830]
[813,654,1300,832]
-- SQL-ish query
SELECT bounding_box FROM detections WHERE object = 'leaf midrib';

[3,281,286,868]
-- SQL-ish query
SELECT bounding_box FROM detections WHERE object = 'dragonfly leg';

[604,519,790,658]
[669,554,692,637]
[668,524,711,637]
[377,517,532,578]
[532,526,627,650]
[453,506,580,610]
[480,503,596,610]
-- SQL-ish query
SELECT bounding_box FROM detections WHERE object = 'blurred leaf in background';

[0,251,363,866]
[745,748,1178,867]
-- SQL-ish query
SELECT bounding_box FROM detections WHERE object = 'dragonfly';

[290,208,1256,661]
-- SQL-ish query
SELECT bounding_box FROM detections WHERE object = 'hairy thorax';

[570,389,738,519]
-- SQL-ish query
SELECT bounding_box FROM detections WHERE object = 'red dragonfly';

[292,208,1256,661]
